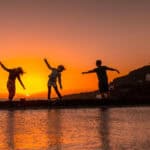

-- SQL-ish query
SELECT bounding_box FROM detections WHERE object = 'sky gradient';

[0,0,150,99]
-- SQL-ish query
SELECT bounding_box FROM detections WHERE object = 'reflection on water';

[99,108,110,150]
[0,107,150,150]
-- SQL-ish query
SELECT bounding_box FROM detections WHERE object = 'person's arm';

[106,66,120,74]
[17,76,26,89]
[44,58,54,70]
[82,69,95,74]
[58,74,62,89]
[0,62,11,72]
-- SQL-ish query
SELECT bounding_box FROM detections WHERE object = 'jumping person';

[0,61,25,101]
[44,58,65,102]
[82,60,120,99]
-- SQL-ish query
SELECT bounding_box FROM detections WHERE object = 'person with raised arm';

[44,58,65,102]
[0,61,25,101]
[82,60,120,99]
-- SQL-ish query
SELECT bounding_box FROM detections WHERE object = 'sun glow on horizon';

[0,57,123,98]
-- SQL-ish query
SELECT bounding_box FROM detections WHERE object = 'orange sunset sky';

[0,0,150,99]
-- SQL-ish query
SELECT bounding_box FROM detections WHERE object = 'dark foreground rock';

[0,98,149,110]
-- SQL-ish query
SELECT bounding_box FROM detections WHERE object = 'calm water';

[0,107,150,150]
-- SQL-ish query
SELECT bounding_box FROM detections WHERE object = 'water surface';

[0,107,149,150]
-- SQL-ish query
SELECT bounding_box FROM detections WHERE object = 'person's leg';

[48,86,51,100]
[7,80,15,101]
[98,81,101,94]
[98,81,104,98]
[53,86,62,100]
[104,92,109,99]
[101,93,105,99]
[103,82,109,99]
[99,81,110,99]
[8,90,15,101]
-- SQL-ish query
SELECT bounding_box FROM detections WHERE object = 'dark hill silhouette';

[110,65,150,99]
[112,65,150,87]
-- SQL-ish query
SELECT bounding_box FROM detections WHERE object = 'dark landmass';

[110,65,150,100]
[0,97,149,110]
[113,65,150,85]
[0,65,149,109]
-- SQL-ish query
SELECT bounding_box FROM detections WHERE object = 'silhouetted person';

[0,62,25,101]
[82,60,119,99]
[44,58,65,102]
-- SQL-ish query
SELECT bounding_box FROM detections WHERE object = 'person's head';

[96,60,102,67]
[57,65,65,72]
[16,67,25,75]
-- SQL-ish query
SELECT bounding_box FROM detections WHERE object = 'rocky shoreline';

[0,98,149,110]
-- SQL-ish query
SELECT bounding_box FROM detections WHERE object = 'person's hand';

[116,70,120,74]
[44,58,47,62]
